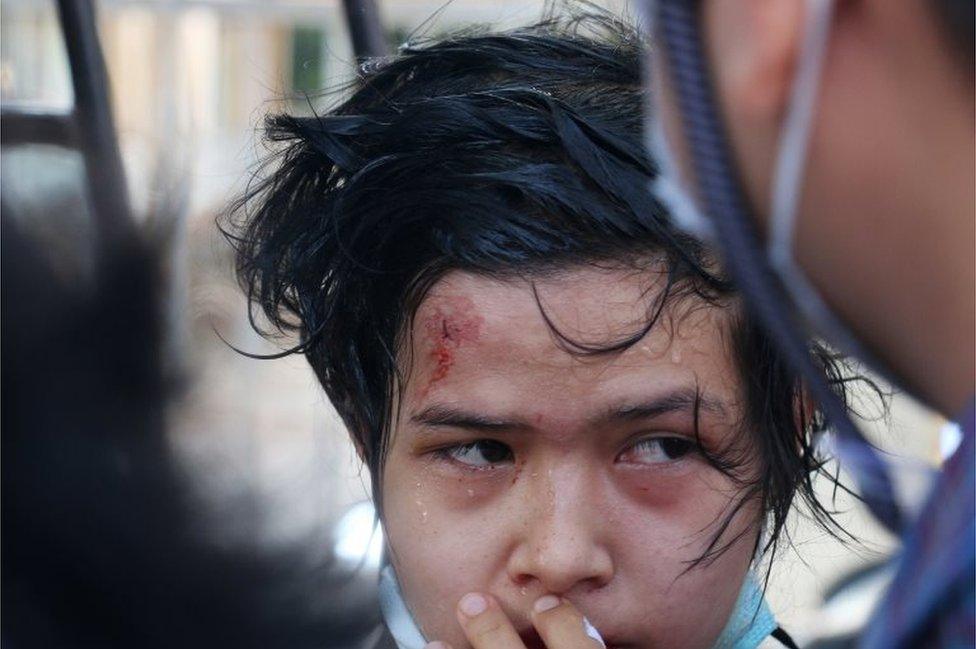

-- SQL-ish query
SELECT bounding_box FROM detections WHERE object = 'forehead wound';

[418,295,484,393]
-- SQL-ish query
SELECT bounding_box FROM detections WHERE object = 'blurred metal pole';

[341,0,388,60]
[56,0,134,248]
[0,111,76,148]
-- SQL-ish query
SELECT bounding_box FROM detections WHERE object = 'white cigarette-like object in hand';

[583,617,606,647]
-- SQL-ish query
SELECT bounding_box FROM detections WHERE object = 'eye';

[619,436,697,465]
[439,440,514,468]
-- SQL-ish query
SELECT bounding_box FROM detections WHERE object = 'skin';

[689,0,974,415]
[381,266,761,649]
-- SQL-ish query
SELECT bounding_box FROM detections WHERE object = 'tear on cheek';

[434,475,501,509]
[421,297,483,394]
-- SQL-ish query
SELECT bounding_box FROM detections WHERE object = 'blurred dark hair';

[934,0,974,68]
[1,212,379,647]
[224,9,874,568]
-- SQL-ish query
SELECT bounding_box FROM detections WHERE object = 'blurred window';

[0,0,73,111]
[1,146,94,282]
[1,0,92,281]
[290,25,325,96]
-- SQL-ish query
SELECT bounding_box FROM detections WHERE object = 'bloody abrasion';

[422,296,483,394]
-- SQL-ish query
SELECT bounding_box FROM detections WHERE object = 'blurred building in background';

[0,0,949,643]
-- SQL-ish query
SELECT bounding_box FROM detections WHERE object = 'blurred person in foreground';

[225,10,884,649]
[643,0,974,647]
[1,208,379,647]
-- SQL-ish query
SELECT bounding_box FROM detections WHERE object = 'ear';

[703,0,805,124]
[793,384,816,441]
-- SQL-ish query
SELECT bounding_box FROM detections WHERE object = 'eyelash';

[433,435,700,470]
[620,436,699,465]
[434,440,515,470]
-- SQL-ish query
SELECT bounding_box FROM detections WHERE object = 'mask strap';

[379,565,428,649]
[767,0,833,270]
[650,117,717,241]
[767,0,900,380]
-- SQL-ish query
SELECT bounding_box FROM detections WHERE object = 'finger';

[424,643,454,649]
[531,595,605,649]
[455,592,526,649]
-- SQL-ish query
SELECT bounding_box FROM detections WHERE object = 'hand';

[424,592,605,649]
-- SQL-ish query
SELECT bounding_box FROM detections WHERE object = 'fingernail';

[459,592,488,617]
[533,594,561,613]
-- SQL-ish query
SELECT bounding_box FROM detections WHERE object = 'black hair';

[223,9,871,569]
[934,0,974,69]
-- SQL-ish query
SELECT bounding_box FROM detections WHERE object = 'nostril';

[511,572,535,587]
[509,573,541,600]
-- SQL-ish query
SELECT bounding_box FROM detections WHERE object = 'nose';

[506,465,614,595]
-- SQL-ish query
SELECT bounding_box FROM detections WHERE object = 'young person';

[226,12,866,649]
[643,1,973,647]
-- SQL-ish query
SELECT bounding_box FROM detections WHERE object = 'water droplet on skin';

[670,348,682,364]
[415,481,422,489]
[546,470,556,511]
[415,499,428,523]
[519,586,528,596]
[530,472,538,478]
[466,488,475,497]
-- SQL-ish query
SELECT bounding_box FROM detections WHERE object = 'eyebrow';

[409,387,727,433]
[410,406,529,432]
[604,388,727,423]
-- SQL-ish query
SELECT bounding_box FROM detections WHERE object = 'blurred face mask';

[646,0,863,353]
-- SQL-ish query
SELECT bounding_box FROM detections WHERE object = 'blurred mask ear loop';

[766,0,918,511]
[650,113,717,241]
[767,0,844,342]
[379,565,428,649]
[712,573,777,649]
[766,0,891,374]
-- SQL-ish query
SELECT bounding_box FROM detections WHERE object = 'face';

[381,266,761,649]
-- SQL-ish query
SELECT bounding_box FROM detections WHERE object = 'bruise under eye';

[440,440,514,468]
